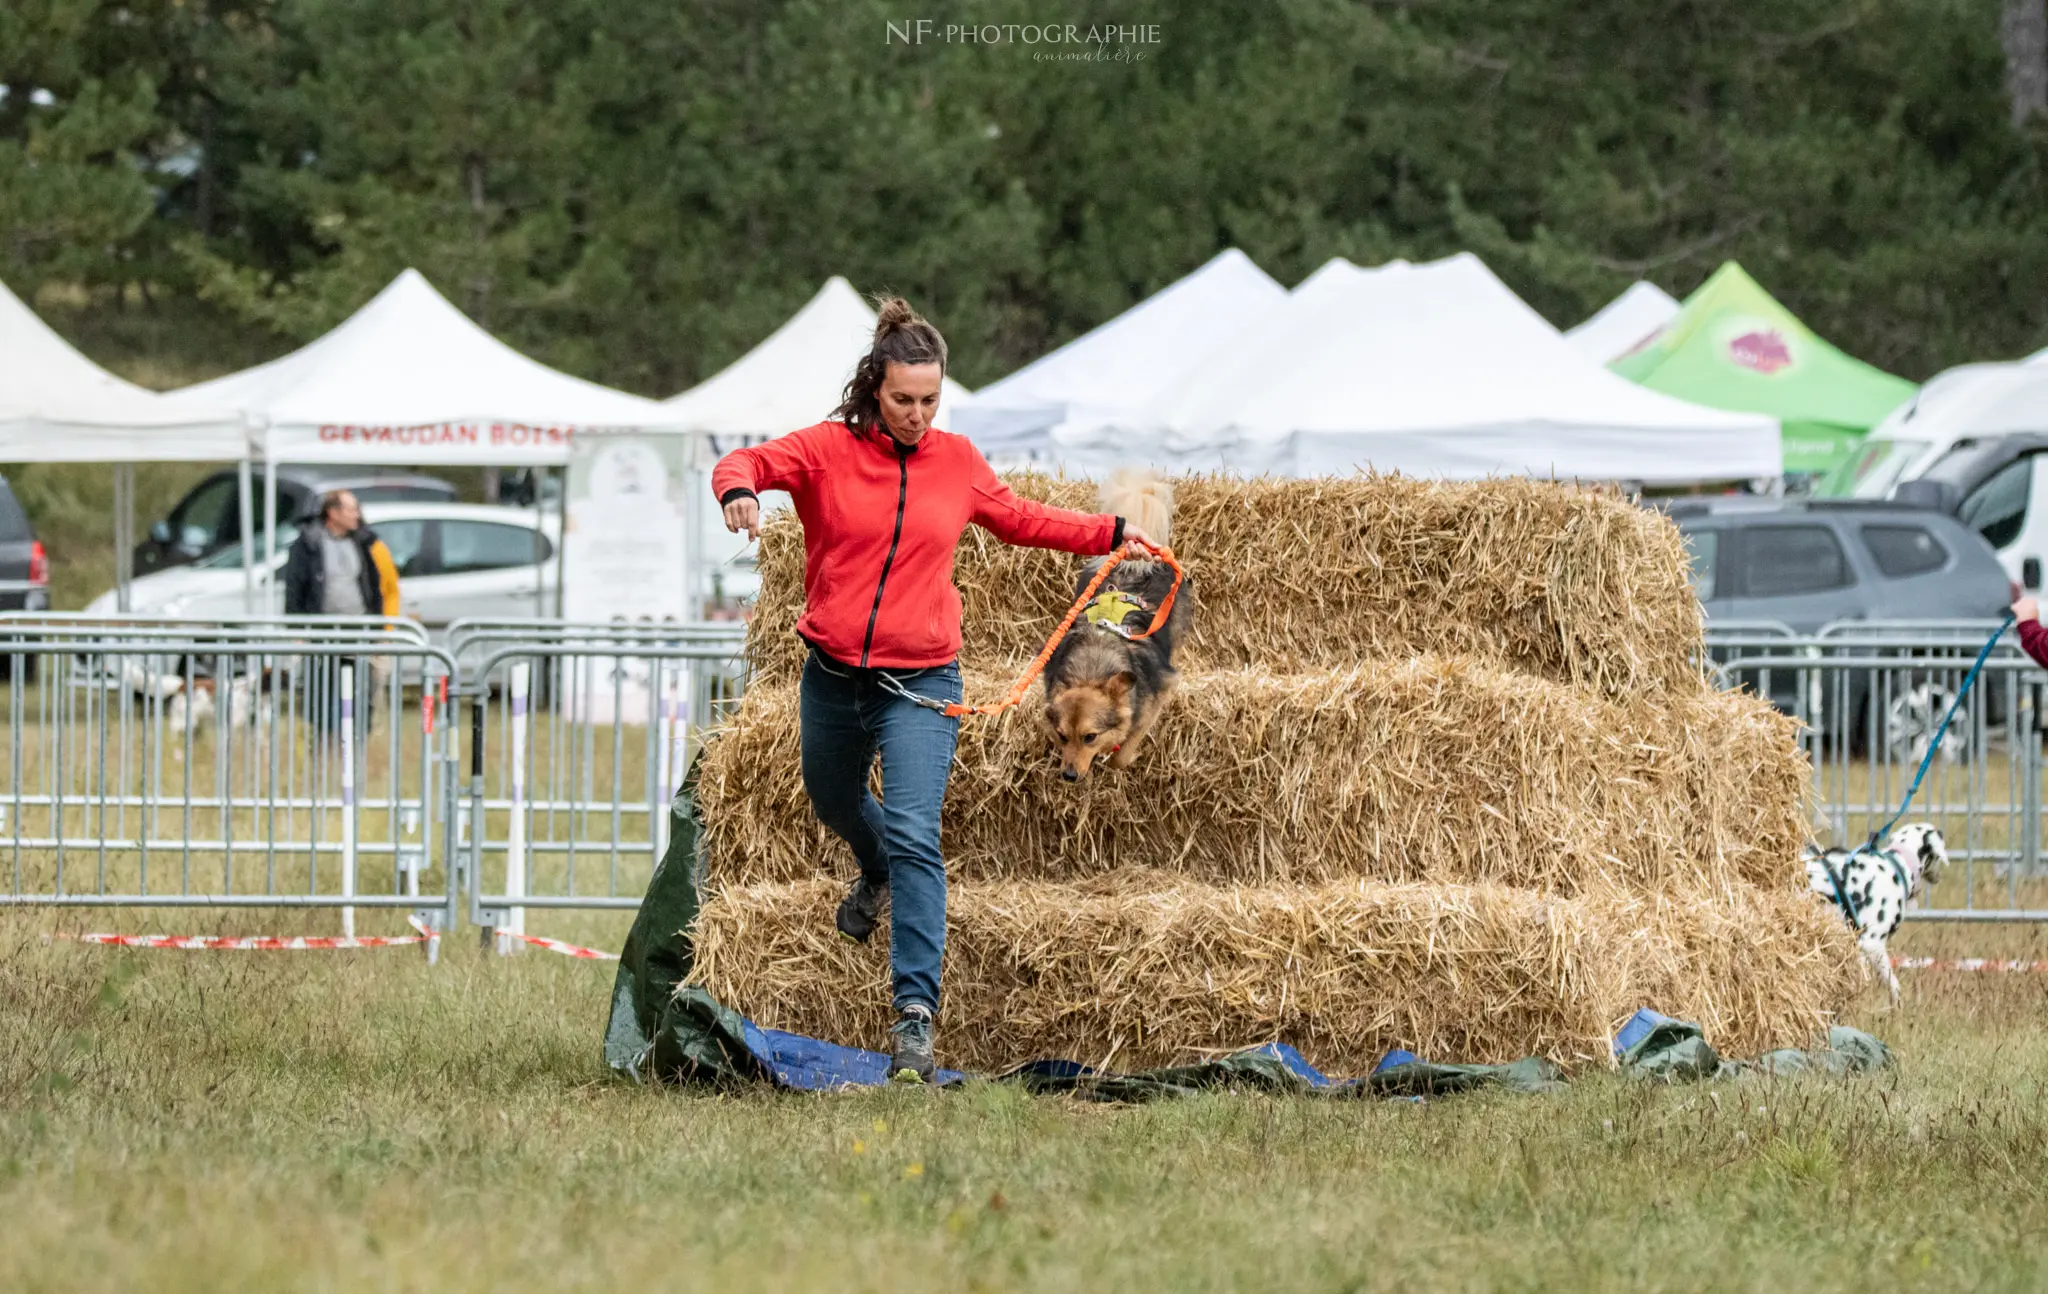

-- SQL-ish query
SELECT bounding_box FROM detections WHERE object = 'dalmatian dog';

[1802,823,1948,1004]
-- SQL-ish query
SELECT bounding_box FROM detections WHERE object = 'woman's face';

[877,361,944,446]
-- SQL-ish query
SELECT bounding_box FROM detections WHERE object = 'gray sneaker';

[889,1004,936,1083]
[835,875,888,944]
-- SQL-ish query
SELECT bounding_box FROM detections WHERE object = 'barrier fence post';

[467,686,487,943]
[340,663,357,938]
[498,661,531,954]
[2023,685,2042,879]
[655,663,678,858]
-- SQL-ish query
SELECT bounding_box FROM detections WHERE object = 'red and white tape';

[53,916,616,961]
[499,931,619,961]
[56,914,442,955]
[60,931,430,950]
[1893,956,2048,973]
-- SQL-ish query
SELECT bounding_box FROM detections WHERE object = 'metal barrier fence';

[4,612,2043,934]
[0,614,462,934]
[449,621,747,943]
[1705,619,2047,922]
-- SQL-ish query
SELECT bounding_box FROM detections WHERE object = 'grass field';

[5,906,2048,1293]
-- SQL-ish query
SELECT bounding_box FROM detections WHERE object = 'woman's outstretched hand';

[723,496,761,540]
[1121,521,1154,550]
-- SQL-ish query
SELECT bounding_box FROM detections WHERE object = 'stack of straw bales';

[692,475,1858,1074]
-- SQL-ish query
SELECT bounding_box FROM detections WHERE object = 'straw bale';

[688,875,1858,1076]
[693,875,1626,1073]
[744,474,1704,696]
[695,658,1808,894]
[1610,885,1865,1061]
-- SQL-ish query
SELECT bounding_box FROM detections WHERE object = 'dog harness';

[849,539,1184,721]
[1817,846,1911,928]
[1081,590,1150,637]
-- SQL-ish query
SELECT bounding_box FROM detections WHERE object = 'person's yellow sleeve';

[369,540,401,618]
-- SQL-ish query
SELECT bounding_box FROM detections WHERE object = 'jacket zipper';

[859,443,912,667]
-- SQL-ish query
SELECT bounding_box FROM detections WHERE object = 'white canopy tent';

[163,268,677,468]
[1564,281,1680,364]
[954,248,1286,463]
[0,279,250,460]
[0,277,254,608]
[1050,253,1783,485]
[162,268,684,611]
[659,276,974,597]
[661,276,973,443]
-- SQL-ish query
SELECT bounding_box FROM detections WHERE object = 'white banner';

[562,434,691,724]
[262,421,578,466]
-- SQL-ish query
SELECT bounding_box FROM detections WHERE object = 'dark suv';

[1666,498,2012,631]
[0,473,50,615]
[136,466,456,573]
[1666,498,2013,753]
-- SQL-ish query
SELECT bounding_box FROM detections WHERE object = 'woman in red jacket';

[714,299,1151,1082]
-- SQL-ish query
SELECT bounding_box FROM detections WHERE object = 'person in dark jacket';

[711,299,1153,1083]
[283,490,401,732]
[283,491,400,619]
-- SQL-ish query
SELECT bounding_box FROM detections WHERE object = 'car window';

[171,477,238,550]
[356,484,455,505]
[1739,525,1853,597]
[1818,438,1929,499]
[1861,525,1949,579]
[1680,528,1718,600]
[196,536,278,569]
[1958,457,2031,550]
[0,483,31,543]
[374,520,432,577]
[438,521,550,574]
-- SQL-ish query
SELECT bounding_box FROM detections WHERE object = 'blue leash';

[1822,611,2015,926]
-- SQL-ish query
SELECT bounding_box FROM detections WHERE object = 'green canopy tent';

[1610,262,1916,477]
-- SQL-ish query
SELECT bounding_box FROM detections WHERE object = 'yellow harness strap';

[1081,590,1148,631]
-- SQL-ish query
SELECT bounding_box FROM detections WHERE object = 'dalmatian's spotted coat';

[1802,823,1948,1004]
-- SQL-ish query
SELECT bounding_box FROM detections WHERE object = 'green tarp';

[1610,262,1916,476]
[605,770,1891,1099]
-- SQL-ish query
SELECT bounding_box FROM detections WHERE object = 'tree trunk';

[465,151,491,328]
[2005,0,2048,128]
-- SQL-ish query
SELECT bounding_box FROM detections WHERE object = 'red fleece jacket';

[2019,617,2048,668]
[712,420,1121,669]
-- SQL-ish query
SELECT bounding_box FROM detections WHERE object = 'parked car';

[93,502,557,629]
[1665,497,2014,754]
[1886,431,2048,596]
[135,466,457,575]
[1816,359,2048,501]
[0,473,50,677]
[0,472,50,617]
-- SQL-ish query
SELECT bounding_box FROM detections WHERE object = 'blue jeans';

[798,648,962,1016]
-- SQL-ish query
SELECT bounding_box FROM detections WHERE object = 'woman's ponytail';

[834,296,948,434]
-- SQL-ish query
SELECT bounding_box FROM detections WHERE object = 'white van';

[1823,358,2048,500]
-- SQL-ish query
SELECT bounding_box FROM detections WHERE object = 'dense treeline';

[4,0,2048,394]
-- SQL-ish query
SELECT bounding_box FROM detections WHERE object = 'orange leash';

[940,539,1184,720]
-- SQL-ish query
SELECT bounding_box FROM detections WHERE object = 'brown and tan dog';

[1042,471,1192,781]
